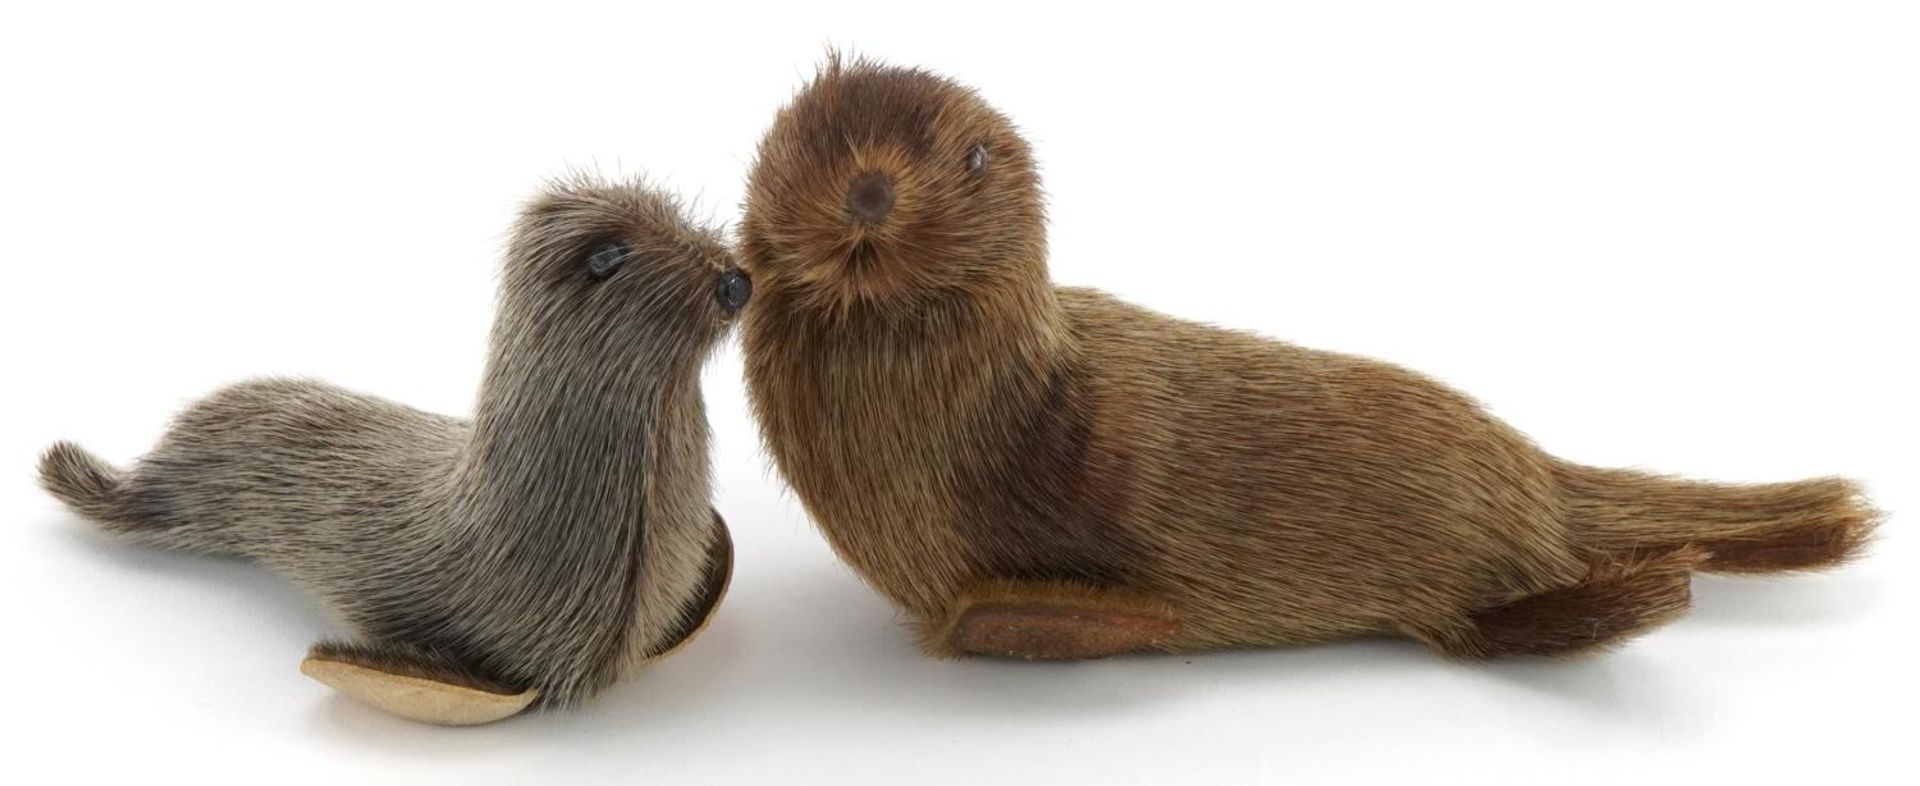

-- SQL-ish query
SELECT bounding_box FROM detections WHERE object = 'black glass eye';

[584,243,626,281]
[966,144,989,174]
[717,270,752,311]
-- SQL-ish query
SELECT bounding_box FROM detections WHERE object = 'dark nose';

[846,171,894,223]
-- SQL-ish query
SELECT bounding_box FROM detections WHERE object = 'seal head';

[741,56,1045,310]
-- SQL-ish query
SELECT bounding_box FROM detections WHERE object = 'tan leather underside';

[300,656,538,726]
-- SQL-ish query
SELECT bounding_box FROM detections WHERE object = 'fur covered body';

[41,178,741,705]
[739,59,1880,658]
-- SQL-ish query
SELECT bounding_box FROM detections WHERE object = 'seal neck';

[457,320,679,518]
[756,257,1068,367]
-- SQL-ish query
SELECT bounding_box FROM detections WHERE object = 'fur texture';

[40,176,744,706]
[737,57,1883,660]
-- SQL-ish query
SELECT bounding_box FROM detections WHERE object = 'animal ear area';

[300,641,537,726]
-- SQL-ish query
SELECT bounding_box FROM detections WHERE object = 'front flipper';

[300,641,537,726]
[642,510,736,663]
[937,579,1183,660]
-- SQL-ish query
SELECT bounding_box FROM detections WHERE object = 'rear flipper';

[300,641,537,726]
[38,440,237,553]
[1408,548,1702,658]
[929,579,1183,660]
[39,442,131,527]
[1558,463,1880,573]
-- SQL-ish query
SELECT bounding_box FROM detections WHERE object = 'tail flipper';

[1556,462,1881,574]
[38,441,129,524]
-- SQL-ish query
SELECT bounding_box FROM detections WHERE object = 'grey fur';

[38,175,743,708]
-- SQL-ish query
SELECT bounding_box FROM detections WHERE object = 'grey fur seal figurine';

[38,176,751,724]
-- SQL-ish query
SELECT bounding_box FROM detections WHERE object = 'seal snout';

[846,171,895,224]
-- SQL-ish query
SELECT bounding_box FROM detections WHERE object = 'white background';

[2,2,1913,784]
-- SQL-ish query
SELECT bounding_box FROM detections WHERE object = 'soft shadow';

[1685,573,1886,627]
[303,693,534,755]
[694,563,1197,719]
[543,563,1679,749]
[1466,650,1687,729]
[57,515,1706,748]
[54,521,336,637]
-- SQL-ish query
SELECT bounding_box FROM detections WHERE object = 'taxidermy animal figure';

[737,57,1881,662]
[39,176,752,724]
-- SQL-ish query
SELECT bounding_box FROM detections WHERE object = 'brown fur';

[737,57,1883,660]
[39,176,746,706]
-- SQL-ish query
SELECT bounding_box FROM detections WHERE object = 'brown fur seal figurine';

[737,57,1883,662]
[38,175,751,724]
